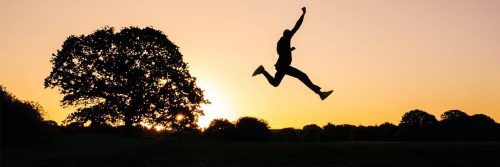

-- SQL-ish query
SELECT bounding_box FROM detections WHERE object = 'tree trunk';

[124,111,132,136]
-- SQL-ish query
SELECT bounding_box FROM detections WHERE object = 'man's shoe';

[320,90,333,100]
[252,65,265,76]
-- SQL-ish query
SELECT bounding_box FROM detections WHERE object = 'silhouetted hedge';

[203,110,499,142]
[1,85,61,146]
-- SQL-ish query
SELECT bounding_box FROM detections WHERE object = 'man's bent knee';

[271,82,280,87]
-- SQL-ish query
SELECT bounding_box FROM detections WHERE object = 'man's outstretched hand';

[302,7,306,14]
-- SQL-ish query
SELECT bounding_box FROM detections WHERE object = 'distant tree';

[234,117,271,141]
[178,126,202,138]
[320,123,356,141]
[302,124,322,142]
[41,120,61,136]
[204,118,236,140]
[469,114,497,127]
[320,123,336,141]
[441,110,469,121]
[378,122,398,140]
[400,109,437,128]
[44,27,208,135]
[438,110,499,140]
[275,127,300,142]
[350,125,378,141]
[463,114,499,140]
[1,85,46,145]
[336,124,357,141]
[62,122,85,133]
[397,109,438,140]
[439,110,469,140]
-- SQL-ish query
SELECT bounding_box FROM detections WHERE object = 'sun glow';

[140,122,165,131]
[175,114,184,122]
[197,83,236,129]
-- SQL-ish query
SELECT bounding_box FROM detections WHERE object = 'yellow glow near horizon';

[140,122,165,131]
[197,82,237,129]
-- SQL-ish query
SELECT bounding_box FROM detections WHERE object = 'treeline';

[203,109,500,142]
[2,85,500,146]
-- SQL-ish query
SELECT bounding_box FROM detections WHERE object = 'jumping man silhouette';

[252,7,333,100]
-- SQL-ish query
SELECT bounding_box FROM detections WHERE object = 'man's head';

[283,29,291,37]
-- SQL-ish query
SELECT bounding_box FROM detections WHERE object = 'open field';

[2,133,500,167]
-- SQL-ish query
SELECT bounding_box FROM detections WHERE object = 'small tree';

[301,124,322,142]
[235,117,271,141]
[275,127,300,142]
[441,110,468,121]
[398,109,438,140]
[378,122,398,140]
[400,109,437,128]
[439,110,469,140]
[204,118,236,140]
[320,123,336,141]
[44,27,208,135]
[469,114,497,127]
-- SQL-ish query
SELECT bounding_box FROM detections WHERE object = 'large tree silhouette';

[44,27,207,134]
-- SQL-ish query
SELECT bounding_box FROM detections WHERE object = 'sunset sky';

[1,0,499,129]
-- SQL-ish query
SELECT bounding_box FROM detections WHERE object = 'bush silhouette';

[321,123,357,141]
[350,126,378,141]
[320,123,336,141]
[301,124,322,142]
[378,122,398,140]
[0,85,54,146]
[275,127,300,142]
[204,118,236,140]
[234,117,271,141]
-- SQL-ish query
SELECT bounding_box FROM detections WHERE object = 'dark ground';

[2,133,500,167]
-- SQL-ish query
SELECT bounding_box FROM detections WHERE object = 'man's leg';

[261,68,285,87]
[284,66,321,94]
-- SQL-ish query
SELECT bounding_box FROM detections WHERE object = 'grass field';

[2,133,500,167]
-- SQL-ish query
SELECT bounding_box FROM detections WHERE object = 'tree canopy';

[44,27,208,134]
[1,85,49,145]
[204,118,236,140]
[400,109,438,128]
[441,110,469,121]
[235,117,271,141]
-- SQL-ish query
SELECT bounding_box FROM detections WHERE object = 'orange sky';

[1,0,499,129]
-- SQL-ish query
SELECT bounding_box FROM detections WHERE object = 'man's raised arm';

[290,7,306,37]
